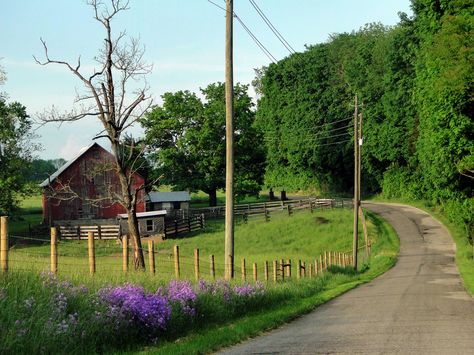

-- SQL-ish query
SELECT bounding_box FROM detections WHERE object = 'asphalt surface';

[217,202,474,354]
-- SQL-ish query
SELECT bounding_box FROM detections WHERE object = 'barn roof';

[39,142,100,187]
[117,210,167,219]
[147,191,191,203]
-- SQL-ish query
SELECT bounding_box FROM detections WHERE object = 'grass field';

[7,208,371,288]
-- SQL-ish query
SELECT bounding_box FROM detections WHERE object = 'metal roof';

[147,191,191,203]
[117,210,167,219]
[39,142,98,187]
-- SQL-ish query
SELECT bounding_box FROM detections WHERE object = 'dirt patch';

[314,216,330,225]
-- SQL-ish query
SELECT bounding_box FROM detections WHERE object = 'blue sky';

[1,0,412,160]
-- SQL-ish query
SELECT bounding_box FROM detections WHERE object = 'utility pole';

[224,0,235,280]
[353,95,359,270]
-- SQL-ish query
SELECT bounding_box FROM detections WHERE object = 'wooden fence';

[190,197,352,221]
[164,214,205,238]
[56,224,120,240]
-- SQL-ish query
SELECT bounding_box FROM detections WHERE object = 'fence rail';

[190,197,352,220]
[57,225,120,240]
[164,214,205,238]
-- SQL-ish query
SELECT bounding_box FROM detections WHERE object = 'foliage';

[142,82,265,206]
[0,96,38,215]
[256,0,473,236]
[25,158,67,183]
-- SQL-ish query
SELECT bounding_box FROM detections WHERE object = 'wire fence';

[0,208,371,282]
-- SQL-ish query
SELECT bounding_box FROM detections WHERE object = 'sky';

[1,0,412,160]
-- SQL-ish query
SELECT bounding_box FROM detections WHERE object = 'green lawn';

[7,209,370,286]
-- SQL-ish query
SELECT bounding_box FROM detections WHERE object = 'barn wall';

[43,144,145,223]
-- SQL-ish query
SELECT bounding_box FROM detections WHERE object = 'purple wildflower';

[166,280,197,303]
[99,284,171,330]
[162,280,197,317]
[233,282,265,298]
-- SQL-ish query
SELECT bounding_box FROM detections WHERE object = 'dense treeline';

[256,0,473,235]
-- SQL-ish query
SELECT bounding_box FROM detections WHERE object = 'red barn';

[40,142,145,224]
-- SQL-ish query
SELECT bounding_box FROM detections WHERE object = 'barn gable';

[41,142,145,224]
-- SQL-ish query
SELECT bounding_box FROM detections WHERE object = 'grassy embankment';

[1,194,399,354]
[370,196,474,295]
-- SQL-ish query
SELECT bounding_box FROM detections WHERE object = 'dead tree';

[34,0,152,269]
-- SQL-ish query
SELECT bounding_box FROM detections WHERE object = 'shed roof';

[147,191,191,203]
[117,210,167,219]
[39,142,98,187]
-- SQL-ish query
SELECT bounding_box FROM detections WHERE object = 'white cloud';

[60,135,84,160]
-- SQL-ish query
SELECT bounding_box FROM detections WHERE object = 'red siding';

[43,144,145,223]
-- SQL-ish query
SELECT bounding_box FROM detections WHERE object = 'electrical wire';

[207,0,277,63]
[248,0,296,54]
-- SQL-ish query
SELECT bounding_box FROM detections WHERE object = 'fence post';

[122,235,129,272]
[264,261,269,282]
[253,262,257,282]
[314,259,318,276]
[280,258,285,281]
[76,226,80,240]
[51,227,58,274]
[88,231,95,275]
[173,245,180,279]
[148,240,155,275]
[286,259,291,278]
[310,201,313,213]
[273,260,278,282]
[297,260,302,279]
[324,252,328,269]
[210,254,216,279]
[1,216,8,273]
[319,255,323,273]
[98,225,102,240]
[241,258,246,282]
[194,248,200,280]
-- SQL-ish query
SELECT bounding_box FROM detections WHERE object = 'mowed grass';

[7,208,389,291]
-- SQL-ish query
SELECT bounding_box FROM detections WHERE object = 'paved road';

[218,203,474,354]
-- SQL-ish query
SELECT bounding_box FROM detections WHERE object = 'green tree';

[142,83,265,206]
[0,99,37,215]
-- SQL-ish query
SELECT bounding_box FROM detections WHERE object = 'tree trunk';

[209,189,217,207]
[280,190,287,201]
[269,188,275,201]
[112,144,145,270]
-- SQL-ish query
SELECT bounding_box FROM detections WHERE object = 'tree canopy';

[0,96,37,215]
[255,0,473,235]
[142,82,265,206]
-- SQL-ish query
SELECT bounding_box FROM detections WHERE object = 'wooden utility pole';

[224,0,235,280]
[353,95,359,270]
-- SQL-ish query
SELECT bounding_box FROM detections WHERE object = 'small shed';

[117,211,167,237]
[147,191,191,212]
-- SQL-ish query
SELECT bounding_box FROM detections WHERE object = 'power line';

[207,0,277,63]
[248,0,296,54]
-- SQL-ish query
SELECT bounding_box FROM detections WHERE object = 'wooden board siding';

[43,144,145,223]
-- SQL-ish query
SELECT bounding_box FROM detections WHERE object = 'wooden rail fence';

[190,197,351,221]
[164,214,205,238]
